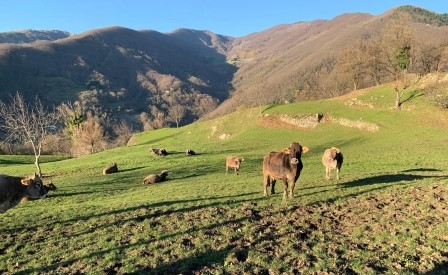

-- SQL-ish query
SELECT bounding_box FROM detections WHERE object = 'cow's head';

[160,170,169,180]
[21,174,48,199]
[329,147,340,159]
[286,143,310,164]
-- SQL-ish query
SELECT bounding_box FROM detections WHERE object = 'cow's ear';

[302,147,310,154]
[282,148,291,154]
[21,178,32,186]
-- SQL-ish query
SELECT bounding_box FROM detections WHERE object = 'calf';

[143,170,169,184]
[263,142,309,199]
[322,147,343,180]
[0,174,48,213]
[103,162,118,175]
[186,149,196,156]
[150,148,167,156]
[226,156,244,175]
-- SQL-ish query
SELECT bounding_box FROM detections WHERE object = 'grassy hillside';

[1,84,447,274]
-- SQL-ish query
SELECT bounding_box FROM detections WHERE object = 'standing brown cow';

[0,174,48,213]
[322,147,343,180]
[226,156,244,175]
[263,142,309,199]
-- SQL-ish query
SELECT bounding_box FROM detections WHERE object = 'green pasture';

[1,85,447,274]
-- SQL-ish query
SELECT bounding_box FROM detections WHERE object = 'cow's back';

[0,175,21,200]
[263,152,286,176]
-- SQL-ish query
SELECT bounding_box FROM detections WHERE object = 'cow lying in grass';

[143,170,169,184]
[263,142,309,199]
[0,174,48,213]
[186,149,196,156]
[103,163,118,175]
[226,156,244,175]
[150,148,167,156]
[322,147,343,180]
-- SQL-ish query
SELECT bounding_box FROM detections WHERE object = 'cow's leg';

[263,175,270,196]
[289,180,296,198]
[336,168,340,180]
[271,179,276,195]
[226,166,228,174]
[325,167,330,180]
[235,167,238,175]
[281,177,288,199]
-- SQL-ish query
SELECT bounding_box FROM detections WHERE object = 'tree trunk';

[395,90,402,109]
[31,142,43,177]
[35,155,42,177]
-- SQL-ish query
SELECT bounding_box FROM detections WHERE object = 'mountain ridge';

[0,5,446,127]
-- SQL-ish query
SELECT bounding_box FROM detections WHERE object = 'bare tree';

[168,104,186,128]
[71,112,107,156]
[380,12,413,109]
[112,120,134,146]
[336,39,368,91]
[0,92,58,176]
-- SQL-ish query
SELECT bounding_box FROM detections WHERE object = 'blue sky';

[1,1,446,37]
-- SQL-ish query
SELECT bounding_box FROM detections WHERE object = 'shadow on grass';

[299,172,448,205]
[49,190,96,198]
[424,261,448,275]
[401,168,443,173]
[342,173,448,188]
[401,89,424,104]
[307,137,366,157]
[0,155,69,166]
[127,248,232,275]
[6,192,260,234]
[15,193,263,274]
[119,166,147,173]
[138,132,183,146]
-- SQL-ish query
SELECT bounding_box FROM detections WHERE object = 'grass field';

[1,84,447,274]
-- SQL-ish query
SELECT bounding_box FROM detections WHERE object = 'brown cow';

[0,174,48,213]
[143,170,169,184]
[226,156,244,175]
[322,147,343,180]
[263,142,309,199]
[103,162,118,175]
